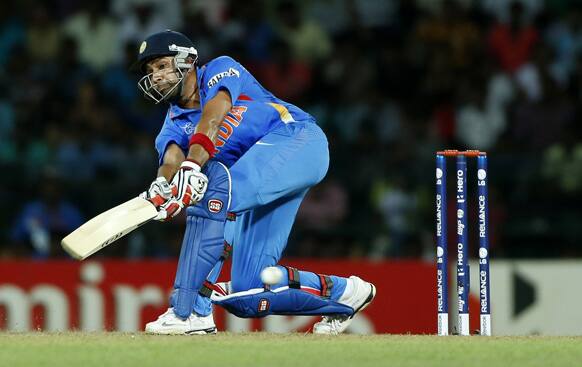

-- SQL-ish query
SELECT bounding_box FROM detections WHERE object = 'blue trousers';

[190,122,348,315]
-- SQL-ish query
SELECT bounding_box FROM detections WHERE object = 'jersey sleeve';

[200,56,245,106]
[154,110,189,166]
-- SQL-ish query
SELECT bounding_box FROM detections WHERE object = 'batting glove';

[140,177,182,221]
[154,196,184,221]
[171,160,208,207]
[140,177,173,203]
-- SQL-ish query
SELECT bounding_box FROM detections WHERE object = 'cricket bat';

[61,197,158,260]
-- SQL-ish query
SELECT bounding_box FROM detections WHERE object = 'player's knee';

[230,275,262,293]
[228,190,260,214]
[187,161,232,219]
[203,161,231,195]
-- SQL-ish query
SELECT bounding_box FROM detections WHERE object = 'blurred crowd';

[0,0,580,260]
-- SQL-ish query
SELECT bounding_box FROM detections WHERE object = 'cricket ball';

[260,266,283,285]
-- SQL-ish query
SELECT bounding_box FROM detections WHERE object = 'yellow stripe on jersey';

[267,103,295,124]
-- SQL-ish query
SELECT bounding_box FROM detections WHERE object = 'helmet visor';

[137,56,185,103]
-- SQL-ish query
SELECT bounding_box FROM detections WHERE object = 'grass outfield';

[1,333,582,367]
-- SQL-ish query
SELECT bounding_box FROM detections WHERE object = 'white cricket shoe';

[145,308,217,335]
[313,276,376,335]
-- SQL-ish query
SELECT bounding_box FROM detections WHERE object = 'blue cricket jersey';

[155,56,315,167]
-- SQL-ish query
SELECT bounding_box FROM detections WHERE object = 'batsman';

[134,30,376,335]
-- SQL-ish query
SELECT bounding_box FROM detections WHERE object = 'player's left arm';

[139,144,187,221]
[170,90,232,210]
[158,143,186,181]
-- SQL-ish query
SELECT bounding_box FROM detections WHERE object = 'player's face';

[145,56,180,95]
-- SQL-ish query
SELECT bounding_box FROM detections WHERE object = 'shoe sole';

[350,283,376,319]
[185,327,218,335]
[145,326,217,335]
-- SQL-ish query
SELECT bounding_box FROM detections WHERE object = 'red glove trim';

[181,186,193,206]
[188,133,216,158]
[149,195,166,208]
[164,202,181,220]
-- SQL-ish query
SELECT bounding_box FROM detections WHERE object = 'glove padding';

[140,177,183,221]
[140,177,173,202]
[171,160,208,208]
[154,197,184,221]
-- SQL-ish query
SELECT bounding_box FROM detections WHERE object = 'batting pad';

[209,286,354,318]
[170,161,231,319]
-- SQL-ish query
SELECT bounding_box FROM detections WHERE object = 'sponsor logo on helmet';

[208,199,223,213]
[208,68,240,88]
[168,44,197,54]
[139,41,147,54]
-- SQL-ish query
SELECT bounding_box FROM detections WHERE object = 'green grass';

[1,333,582,367]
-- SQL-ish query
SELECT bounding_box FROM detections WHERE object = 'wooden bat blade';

[61,197,158,260]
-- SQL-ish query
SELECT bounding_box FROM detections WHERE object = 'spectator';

[25,4,61,62]
[0,0,580,259]
[101,41,140,107]
[220,0,274,63]
[305,0,351,37]
[371,176,418,257]
[482,0,543,23]
[275,1,332,64]
[455,70,507,150]
[488,1,538,73]
[414,0,481,69]
[255,38,312,103]
[180,9,220,63]
[542,140,582,193]
[349,0,397,30]
[117,0,168,45]
[512,63,575,150]
[0,2,25,67]
[10,169,84,258]
[0,88,16,165]
[62,2,121,72]
[47,36,94,101]
[113,0,183,32]
[296,178,349,232]
[544,8,582,85]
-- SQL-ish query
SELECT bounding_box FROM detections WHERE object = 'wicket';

[435,150,491,336]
